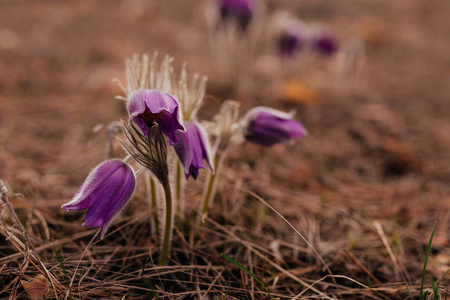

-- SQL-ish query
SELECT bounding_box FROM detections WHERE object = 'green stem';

[419,221,438,298]
[199,152,223,226]
[149,175,160,233]
[123,155,132,163]
[159,180,173,267]
[176,162,184,217]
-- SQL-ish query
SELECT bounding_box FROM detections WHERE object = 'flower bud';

[127,89,185,145]
[244,107,307,147]
[311,31,338,56]
[279,29,306,57]
[219,0,254,31]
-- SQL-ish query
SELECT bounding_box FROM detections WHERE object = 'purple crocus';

[174,122,213,180]
[279,30,306,57]
[244,107,308,147]
[219,0,253,31]
[62,159,136,238]
[311,32,339,56]
[127,90,185,145]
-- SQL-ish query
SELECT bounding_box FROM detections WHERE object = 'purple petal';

[158,105,185,145]
[62,161,120,211]
[128,90,147,118]
[174,122,213,180]
[131,115,148,135]
[62,159,136,238]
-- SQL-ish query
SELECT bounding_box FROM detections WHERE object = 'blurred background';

[1,0,449,195]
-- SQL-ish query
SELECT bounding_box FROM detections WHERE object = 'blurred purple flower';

[174,122,213,180]
[219,0,253,31]
[62,159,136,238]
[311,32,338,56]
[244,107,307,147]
[279,30,306,57]
[128,90,185,145]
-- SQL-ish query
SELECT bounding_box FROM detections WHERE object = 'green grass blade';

[420,290,429,300]
[221,253,273,300]
[431,269,449,300]
[54,246,72,299]
[420,221,438,298]
[437,269,449,287]
[430,277,438,300]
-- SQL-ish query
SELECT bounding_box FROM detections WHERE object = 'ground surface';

[0,0,449,299]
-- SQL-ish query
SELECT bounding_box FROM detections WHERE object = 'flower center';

[140,106,164,125]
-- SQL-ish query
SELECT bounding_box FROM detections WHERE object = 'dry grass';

[0,162,448,299]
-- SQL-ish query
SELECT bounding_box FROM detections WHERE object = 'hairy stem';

[199,152,223,225]
[123,155,133,163]
[149,174,160,234]
[176,162,184,217]
[160,180,173,267]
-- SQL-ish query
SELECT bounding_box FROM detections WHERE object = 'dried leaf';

[22,275,48,300]
[279,80,318,105]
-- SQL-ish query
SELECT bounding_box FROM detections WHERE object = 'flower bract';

[244,107,307,147]
[128,89,185,145]
[62,159,136,238]
[174,122,213,180]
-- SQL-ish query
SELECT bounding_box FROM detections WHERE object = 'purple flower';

[244,107,307,147]
[127,90,185,145]
[174,122,213,180]
[62,159,136,238]
[279,30,306,57]
[311,32,338,56]
[219,0,253,31]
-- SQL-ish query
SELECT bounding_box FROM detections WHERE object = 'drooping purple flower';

[279,30,306,57]
[244,107,308,147]
[62,159,136,238]
[219,0,253,31]
[311,32,339,56]
[174,122,213,180]
[127,90,185,145]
